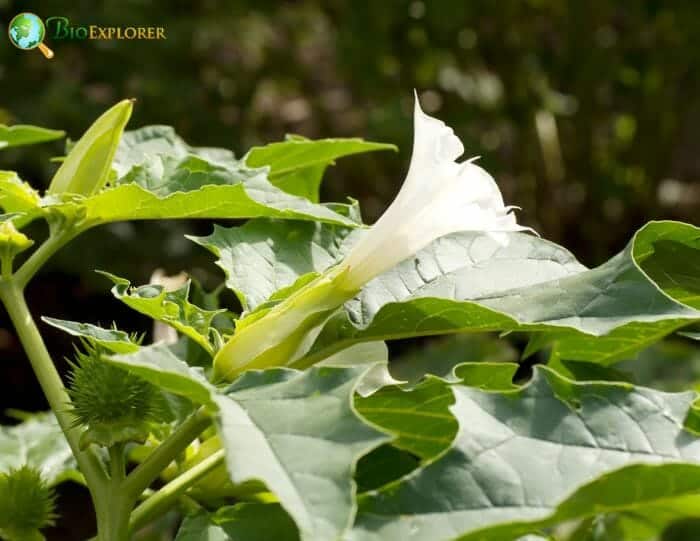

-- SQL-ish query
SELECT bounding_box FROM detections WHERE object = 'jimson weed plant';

[0,95,698,541]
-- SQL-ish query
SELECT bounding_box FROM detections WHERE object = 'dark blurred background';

[1,1,699,538]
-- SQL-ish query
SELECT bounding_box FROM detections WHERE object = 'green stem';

[1,254,12,280]
[129,449,225,533]
[122,408,211,500]
[109,443,126,482]
[93,498,132,541]
[0,282,106,490]
[94,446,133,541]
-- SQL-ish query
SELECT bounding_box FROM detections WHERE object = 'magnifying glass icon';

[8,12,55,59]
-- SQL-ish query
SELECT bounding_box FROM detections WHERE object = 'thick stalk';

[129,449,225,533]
[0,283,106,490]
[93,496,132,541]
[94,445,133,541]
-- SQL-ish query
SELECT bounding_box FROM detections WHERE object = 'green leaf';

[112,124,237,174]
[356,362,515,468]
[389,334,517,387]
[355,445,420,493]
[679,332,700,341]
[632,220,700,309]
[215,503,298,540]
[546,357,633,384]
[304,221,700,367]
[349,367,700,541]
[540,319,694,366]
[213,365,389,541]
[41,317,139,353]
[190,219,356,311]
[605,339,700,391]
[99,272,224,355]
[107,346,399,534]
[0,125,64,151]
[564,510,700,541]
[48,100,133,196]
[106,344,216,407]
[174,511,229,541]
[452,362,521,390]
[246,136,397,201]
[79,179,354,225]
[79,126,357,226]
[7,127,360,229]
[548,220,700,364]
[0,413,78,486]
[355,377,456,460]
[317,341,399,396]
[176,504,298,541]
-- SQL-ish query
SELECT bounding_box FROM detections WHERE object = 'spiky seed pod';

[0,465,56,541]
[66,341,164,448]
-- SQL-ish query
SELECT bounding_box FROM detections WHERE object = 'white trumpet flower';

[214,93,534,380]
[337,94,532,291]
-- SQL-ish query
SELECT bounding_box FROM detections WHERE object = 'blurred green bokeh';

[1,1,699,266]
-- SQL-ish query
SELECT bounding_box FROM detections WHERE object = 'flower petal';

[340,93,535,290]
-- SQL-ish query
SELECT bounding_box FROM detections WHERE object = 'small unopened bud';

[48,99,134,196]
[0,219,33,277]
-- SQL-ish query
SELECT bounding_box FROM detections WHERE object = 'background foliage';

[0,1,699,538]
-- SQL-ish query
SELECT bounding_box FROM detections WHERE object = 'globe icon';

[8,12,54,58]
[8,12,45,50]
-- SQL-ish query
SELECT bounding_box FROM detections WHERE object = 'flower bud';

[0,218,33,274]
[213,268,352,380]
[47,99,134,196]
